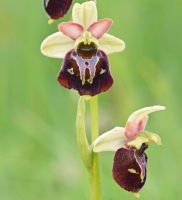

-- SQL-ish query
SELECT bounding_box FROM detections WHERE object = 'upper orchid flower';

[44,0,72,20]
[41,1,125,96]
[93,106,165,198]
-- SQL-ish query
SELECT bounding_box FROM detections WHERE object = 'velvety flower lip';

[57,48,113,96]
[93,105,165,197]
[41,1,125,96]
[44,0,72,20]
[112,145,148,197]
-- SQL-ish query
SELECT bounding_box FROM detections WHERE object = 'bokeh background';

[0,0,182,199]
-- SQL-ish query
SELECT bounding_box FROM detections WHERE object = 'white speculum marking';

[134,152,146,183]
[67,68,74,75]
[128,168,138,174]
[74,54,99,85]
[100,69,106,74]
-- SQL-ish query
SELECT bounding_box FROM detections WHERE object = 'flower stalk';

[76,96,102,200]
[89,96,102,200]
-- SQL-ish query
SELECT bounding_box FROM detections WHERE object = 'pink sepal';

[58,22,84,40]
[124,121,138,140]
[87,18,113,39]
[138,116,148,131]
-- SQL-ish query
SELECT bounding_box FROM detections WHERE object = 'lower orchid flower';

[41,1,125,96]
[93,106,165,198]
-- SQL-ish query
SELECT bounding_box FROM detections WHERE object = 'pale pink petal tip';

[138,116,148,131]
[87,18,113,39]
[124,121,138,140]
[58,22,84,40]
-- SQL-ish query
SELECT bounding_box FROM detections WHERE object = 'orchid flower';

[93,106,165,198]
[41,1,125,96]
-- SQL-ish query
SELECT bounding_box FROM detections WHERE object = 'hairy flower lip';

[57,48,113,96]
[112,146,148,194]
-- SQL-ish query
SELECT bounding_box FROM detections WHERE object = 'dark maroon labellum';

[57,43,113,96]
[112,144,148,193]
[44,0,72,19]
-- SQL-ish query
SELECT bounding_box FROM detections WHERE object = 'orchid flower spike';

[93,106,165,198]
[41,1,125,96]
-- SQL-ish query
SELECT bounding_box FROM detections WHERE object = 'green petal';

[93,127,128,152]
[40,32,74,58]
[127,131,162,150]
[98,33,125,55]
[72,2,97,30]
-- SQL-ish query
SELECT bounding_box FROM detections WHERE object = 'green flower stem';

[88,95,102,200]
[76,96,101,200]
[90,96,99,142]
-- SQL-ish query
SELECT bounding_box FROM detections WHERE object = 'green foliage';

[0,0,182,199]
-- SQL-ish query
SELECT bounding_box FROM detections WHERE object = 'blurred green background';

[0,0,181,199]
